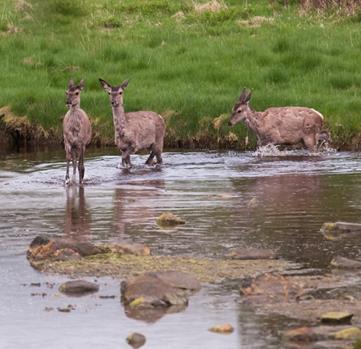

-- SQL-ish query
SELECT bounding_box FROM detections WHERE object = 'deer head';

[66,79,84,108]
[99,78,129,108]
[229,89,252,126]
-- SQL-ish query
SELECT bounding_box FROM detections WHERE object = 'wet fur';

[230,90,330,151]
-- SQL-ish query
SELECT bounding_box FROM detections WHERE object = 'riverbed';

[1,148,361,349]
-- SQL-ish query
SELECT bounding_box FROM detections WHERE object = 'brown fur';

[229,89,330,151]
[63,79,92,185]
[99,78,165,167]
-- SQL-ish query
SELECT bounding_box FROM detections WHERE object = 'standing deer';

[229,89,330,151]
[99,78,165,168]
[63,79,92,185]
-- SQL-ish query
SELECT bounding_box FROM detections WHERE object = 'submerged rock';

[208,323,234,334]
[226,247,277,260]
[321,222,361,241]
[330,256,361,269]
[283,327,321,343]
[59,280,99,296]
[321,312,353,325]
[156,212,186,227]
[240,273,303,302]
[126,332,146,349]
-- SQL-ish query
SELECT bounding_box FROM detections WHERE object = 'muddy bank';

[2,106,359,151]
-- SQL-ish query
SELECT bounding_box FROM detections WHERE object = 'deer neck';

[244,109,263,134]
[112,104,126,134]
[69,104,81,114]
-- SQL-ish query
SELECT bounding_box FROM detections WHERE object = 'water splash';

[253,143,336,158]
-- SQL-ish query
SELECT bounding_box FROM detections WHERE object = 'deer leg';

[122,149,132,169]
[155,151,163,165]
[78,148,85,185]
[303,135,317,152]
[126,154,133,168]
[145,151,155,165]
[65,150,71,185]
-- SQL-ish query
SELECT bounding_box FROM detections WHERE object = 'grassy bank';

[1,0,361,150]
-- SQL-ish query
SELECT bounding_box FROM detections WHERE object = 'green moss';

[30,252,293,283]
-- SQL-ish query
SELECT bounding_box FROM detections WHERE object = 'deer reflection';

[111,179,165,240]
[64,186,91,239]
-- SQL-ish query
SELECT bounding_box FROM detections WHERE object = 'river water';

[1,148,361,349]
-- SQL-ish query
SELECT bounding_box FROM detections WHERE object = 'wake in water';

[253,143,336,158]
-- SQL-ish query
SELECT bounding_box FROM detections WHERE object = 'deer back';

[257,107,324,144]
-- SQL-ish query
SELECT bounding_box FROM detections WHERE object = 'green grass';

[1,0,361,149]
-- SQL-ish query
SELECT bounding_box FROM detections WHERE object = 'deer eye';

[75,92,79,96]
[119,91,123,95]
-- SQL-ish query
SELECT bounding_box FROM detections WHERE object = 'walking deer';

[229,89,330,151]
[63,79,92,185]
[99,78,165,168]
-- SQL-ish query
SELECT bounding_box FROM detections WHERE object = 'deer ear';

[68,79,75,89]
[99,78,112,93]
[78,79,85,90]
[244,89,252,103]
[239,88,252,103]
[120,79,129,90]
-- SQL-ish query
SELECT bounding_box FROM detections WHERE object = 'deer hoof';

[65,178,71,186]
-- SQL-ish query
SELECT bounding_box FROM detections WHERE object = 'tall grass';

[0,0,361,149]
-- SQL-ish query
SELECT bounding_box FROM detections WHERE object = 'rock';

[30,282,41,287]
[240,273,303,302]
[321,222,361,241]
[321,312,353,324]
[122,271,199,307]
[59,280,99,296]
[208,323,234,334]
[226,247,277,260]
[283,327,320,343]
[99,295,116,299]
[27,235,104,264]
[154,270,201,291]
[27,236,151,269]
[57,304,75,312]
[330,256,361,269]
[121,271,200,322]
[126,332,146,348]
[331,327,361,340]
[156,212,186,227]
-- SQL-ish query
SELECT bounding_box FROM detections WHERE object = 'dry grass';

[193,0,227,14]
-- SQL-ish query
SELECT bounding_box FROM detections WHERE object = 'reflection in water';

[111,180,165,240]
[64,186,91,240]
[2,151,361,349]
[124,303,187,323]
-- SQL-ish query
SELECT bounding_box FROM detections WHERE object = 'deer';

[99,78,165,168]
[63,79,92,185]
[229,89,330,151]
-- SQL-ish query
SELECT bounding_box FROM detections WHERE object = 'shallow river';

[1,148,361,349]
